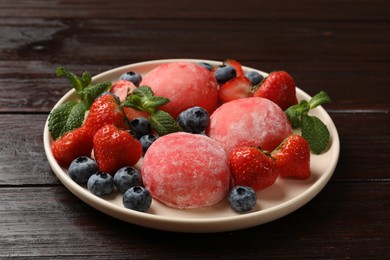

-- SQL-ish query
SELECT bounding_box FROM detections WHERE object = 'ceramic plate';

[43,59,340,233]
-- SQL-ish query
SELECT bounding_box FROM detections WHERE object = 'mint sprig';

[285,91,331,154]
[48,101,86,140]
[122,86,181,136]
[48,67,111,140]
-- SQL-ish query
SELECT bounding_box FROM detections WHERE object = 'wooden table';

[1,0,389,259]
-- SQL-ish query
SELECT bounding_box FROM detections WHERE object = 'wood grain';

[0,0,389,258]
[0,183,389,259]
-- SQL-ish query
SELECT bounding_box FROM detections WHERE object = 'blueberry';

[245,71,264,86]
[114,166,143,193]
[130,117,151,139]
[214,65,236,84]
[198,62,214,71]
[123,186,152,212]
[177,106,210,134]
[119,71,142,87]
[228,186,257,213]
[87,172,115,196]
[140,134,158,154]
[68,156,99,184]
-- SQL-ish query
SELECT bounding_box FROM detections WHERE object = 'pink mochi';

[207,97,292,154]
[141,132,230,209]
[141,62,219,119]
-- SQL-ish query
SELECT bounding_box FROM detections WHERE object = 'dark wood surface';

[1,0,389,259]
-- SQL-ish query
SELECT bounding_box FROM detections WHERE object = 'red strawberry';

[228,146,278,191]
[51,126,93,166]
[218,76,253,103]
[123,107,150,122]
[110,80,137,102]
[253,71,298,110]
[272,134,311,179]
[83,94,129,135]
[224,59,245,77]
[93,124,142,174]
[109,80,150,121]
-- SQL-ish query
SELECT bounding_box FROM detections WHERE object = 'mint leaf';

[48,101,86,139]
[77,81,111,109]
[133,85,155,98]
[285,100,310,128]
[308,91,331,109]
[56,67,91,92]
[122,95,144,111]
[301,114,330,154]
[49,67,109,139]
[144,96,170,109]
[149,110,181,136]
[123,85,171,114]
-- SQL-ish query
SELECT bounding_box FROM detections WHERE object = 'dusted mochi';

[141,62,219,119]
[141,132,230,209]
[207,97,292,154]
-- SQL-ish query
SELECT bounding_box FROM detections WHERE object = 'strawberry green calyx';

[285,91,332,154]
[122,86,181,136]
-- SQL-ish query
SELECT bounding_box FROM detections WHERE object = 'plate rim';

[43,59,340,232]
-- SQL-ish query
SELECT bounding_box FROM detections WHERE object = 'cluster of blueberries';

[68,157,151,212]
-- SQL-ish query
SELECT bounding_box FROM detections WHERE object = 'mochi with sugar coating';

[207,97,292,155]
[141,62,219,119]
[141,132,230,209]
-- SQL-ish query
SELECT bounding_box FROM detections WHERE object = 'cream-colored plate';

[43,59,340,233]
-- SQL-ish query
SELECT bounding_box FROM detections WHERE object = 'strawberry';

[272,134,311,179]
[218,76,253,103]
[123,107,150,122]
[253,71,298,110]
[109,80,150,121]
[93,124,142,175]
[83,93,129,135]
[51,126,93,166]
[224,59,245,77]
[110,80,137,102]
[228,146,278,191]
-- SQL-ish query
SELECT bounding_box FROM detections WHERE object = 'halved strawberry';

[110,80,137,102]
[272,134,311,179]
[218,76,253,103]
[253,71,298,110]
[224,59,245,77]
[229,146,278,191]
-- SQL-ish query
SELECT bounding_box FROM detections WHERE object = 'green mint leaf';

[122,95,145,111]
[48,101,86,140]
[301,114,330,154]
[285,100,310,128]
[285,104,302,128]
[144,96,170,109]
[308,91,331,109]
[149,110,181,136]
[77,82,111,109]
[122,85,170,114]
[132,85,155,98]
[56,67,91,92]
